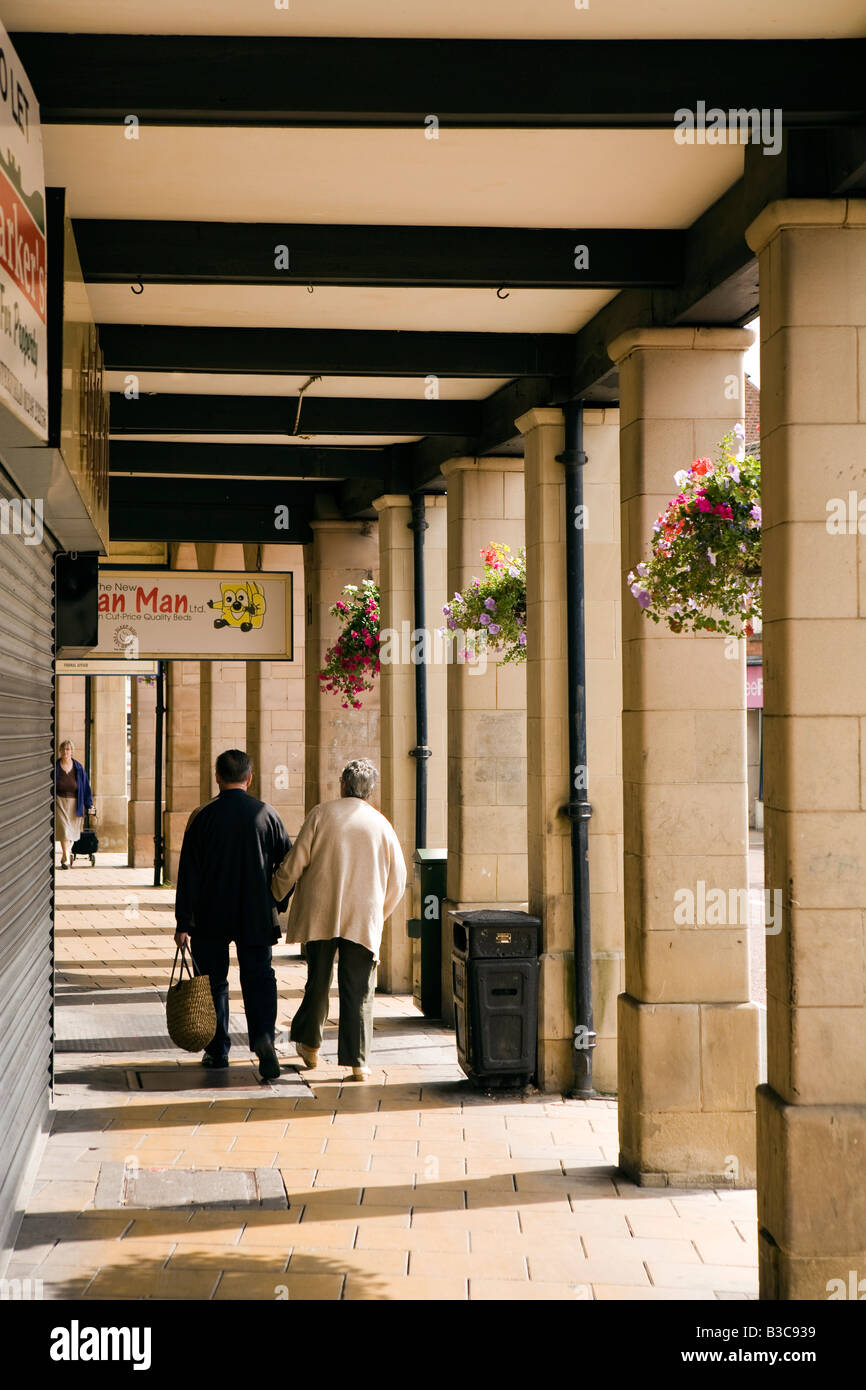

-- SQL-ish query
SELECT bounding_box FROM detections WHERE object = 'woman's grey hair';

[341,758,378,800]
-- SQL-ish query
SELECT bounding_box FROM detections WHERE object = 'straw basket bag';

[166,941,217,1051]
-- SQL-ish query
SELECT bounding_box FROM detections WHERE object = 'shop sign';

[0,22,47,443]
[91,571,294,659]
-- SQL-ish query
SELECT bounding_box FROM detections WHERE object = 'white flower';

[673,470,689,488]
[706,548,717,566]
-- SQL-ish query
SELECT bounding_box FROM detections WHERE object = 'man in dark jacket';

[173,748,291,1081]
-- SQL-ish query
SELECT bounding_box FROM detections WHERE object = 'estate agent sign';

[0,21,47,444]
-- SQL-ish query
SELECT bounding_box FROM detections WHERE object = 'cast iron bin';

[450,908,541,1087]
[407,848,447,1018]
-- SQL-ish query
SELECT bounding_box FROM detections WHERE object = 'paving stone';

[582,1234,702,1264]
[644,1261,758,1293]
[355,1226,470,1254]
[289,1247,408,1276]
[344,1275,467,1300]
[409,1250,528,1280]
[469,1279,589,1300]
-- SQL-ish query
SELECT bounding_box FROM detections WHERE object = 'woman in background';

[55,739,95,869]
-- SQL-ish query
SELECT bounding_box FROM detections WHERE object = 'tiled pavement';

[7,857,759,1301]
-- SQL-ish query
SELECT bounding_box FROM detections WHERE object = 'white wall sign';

[93,571,294,660]
[0,23,47,443]
[56,659,159,676]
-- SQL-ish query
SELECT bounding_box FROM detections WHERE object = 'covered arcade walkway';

[6,857,757,1302]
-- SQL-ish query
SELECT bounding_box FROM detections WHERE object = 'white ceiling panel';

[110,433,421,446]
[90,284,616,333]
[104,372,510,398]
[7,0,865,38]
[44,126,742,229]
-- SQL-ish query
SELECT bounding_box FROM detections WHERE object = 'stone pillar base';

[95,796,130,857]
[757,1084,866,1299]
[163,810,190,884]
[617,993,759,1187]
[128,799,154,867]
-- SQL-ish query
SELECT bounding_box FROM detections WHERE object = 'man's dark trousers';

[190,936,277,1060]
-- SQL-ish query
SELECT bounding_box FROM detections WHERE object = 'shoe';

[59,862,69,870]
[352,1066,371,1082]
[254,1035,281,1082]
[201,1053,229,1069]
[295,1042,318,1070]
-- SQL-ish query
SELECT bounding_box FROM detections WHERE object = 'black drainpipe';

[153,660,166,888]
[408,493,430,849]
[556,403,597,1098]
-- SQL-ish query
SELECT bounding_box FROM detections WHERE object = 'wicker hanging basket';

[165,941,217,1052]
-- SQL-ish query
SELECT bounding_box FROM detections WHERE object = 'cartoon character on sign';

[208,582,266,632]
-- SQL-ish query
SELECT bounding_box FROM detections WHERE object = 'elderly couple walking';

[173,750,406,1083]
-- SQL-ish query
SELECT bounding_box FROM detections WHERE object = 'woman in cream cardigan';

[272,758,407,1081]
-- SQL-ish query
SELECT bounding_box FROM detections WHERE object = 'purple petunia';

[488,623,500,635]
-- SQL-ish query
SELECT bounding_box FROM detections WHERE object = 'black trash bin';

[407,848,447,1018]
[450,909,540,1087]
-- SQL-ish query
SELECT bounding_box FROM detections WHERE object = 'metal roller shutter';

[0,467,55,1258]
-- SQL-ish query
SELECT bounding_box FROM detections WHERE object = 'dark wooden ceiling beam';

[109,392,482,437]
[109,478,319,543]
[109,441,389,479]
[78,222,682,290]
[98,325,574,378]
[15,35,866,126]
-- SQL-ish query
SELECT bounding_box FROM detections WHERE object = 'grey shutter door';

[0,469,55,1256]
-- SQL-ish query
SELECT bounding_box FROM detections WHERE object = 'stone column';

[90,675,128,857]
[128,674,157,867]
[162,543,200,883]
[517,407,624,1095]
[198,543,246,799]
[163,661,201,883]
[440,458,526,1023]
[608,326,759,1185]
[303,520,380,812]
[245,542,306,840]
[745,200,866,1298]
[55,676,86,759]
[200,662,247,800]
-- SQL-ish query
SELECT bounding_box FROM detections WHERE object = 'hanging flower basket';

[627,430,761,637]
[442,543,527,664]
[318,578,380,709]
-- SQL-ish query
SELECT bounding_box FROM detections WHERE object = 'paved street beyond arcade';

[7,859,758,1302]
